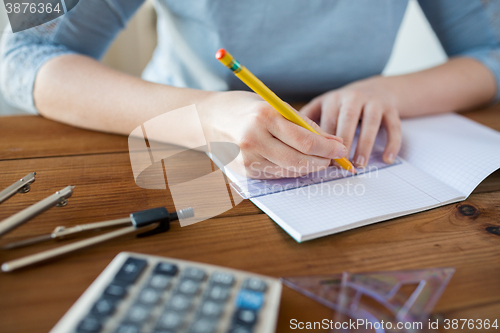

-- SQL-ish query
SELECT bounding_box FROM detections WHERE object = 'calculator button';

[126,304,150,323]
[197,301,224,318]
[241,278,267,293]
[177,279,201,296]
[103,284,127,300]
[149,274,171,290]
[227,326,253,333]
[154,262,178,276]
[189,318,218,333]
[205,285,231,302]
[156,311,184,330]
[234,290,264,311]
[138,288,161,305]
[181,267,206,281]
[233,309,258,327]
[76,316,102,333]
[90,298,116,317]
[209,272,235,287]
[114,257,148,285]
[167,294,193,312]
[115,324,140,333]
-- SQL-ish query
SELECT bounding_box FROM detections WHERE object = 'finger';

[319,94,341,135]
[300,97,323,124]
[381,109,402,164]
[268,116,347,160]
[289,101,342,142]
[261,137,333,175]
[336,96,364,155]
[295,110,343,143]
[353,102,383,167]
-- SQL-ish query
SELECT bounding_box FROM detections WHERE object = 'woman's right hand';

[198,91,348,179]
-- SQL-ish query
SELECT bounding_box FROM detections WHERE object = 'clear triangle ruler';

[282,268,455,332]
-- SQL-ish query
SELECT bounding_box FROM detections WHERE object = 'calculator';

[51,252,282,333]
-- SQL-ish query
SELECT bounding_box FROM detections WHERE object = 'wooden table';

[0,105,499,333]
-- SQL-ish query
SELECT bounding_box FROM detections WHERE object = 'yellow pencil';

[215,49,356,174]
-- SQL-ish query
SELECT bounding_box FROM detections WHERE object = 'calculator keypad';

[198,301,223,318]
[234,290,264,311]
[77,317,102,333]
[209,272,235,287]
[154,262,178,276]
[241,278,267,293]
[177,279,201,296]
[115,258,148,284]
[167,294,193,312]
[71,254,280,333]
[104,284,128,299]
[181,267,206,281]
[148,275,171,290]
[127,304,150,323]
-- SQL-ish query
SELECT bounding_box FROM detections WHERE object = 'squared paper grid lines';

[401,113,500,197]
[251,166,447,241]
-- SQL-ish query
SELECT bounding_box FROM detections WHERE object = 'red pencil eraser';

[215,49,226,60]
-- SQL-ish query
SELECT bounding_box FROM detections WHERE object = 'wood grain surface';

[0,104,499,333]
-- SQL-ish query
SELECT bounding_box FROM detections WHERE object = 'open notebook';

[211,113,500,242]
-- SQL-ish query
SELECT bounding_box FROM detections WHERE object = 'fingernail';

[355,155,365,167]
[334,145,347,159]
[384,153,395,164]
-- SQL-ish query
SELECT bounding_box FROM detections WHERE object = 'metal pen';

[0,185,74,238]
[0,172,36,204]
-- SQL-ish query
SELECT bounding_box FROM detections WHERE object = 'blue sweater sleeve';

[418,0,500,101]
[0,0,144,114]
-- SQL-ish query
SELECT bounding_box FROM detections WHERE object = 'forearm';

[34,54,214,145]
[380,57,496,117]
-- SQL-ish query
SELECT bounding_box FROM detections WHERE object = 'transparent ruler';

[282,267,455,331]
[230,149,402,199]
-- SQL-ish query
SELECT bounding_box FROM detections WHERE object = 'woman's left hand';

[300,76,402,167]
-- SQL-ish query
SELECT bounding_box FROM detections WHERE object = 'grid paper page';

[400,113,500,197]
[387,161,464,203]
[251,162,461,242]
